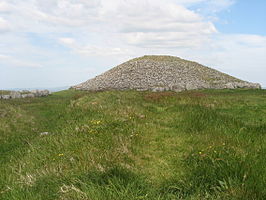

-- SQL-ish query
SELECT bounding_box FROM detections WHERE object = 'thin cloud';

[59,37,131,56]
[0,54,42,68]
[0,17,10,33]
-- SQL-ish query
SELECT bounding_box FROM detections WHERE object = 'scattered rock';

[2,95,11,100]
[72,55,261,92]
[10,91,22,99]
[26,93,35,98]
[0,90,51,100]
[225,82,235,89]
[31,90,39,97]
[152,87,167,92]
[69,157,75,162]
[40,132,49,136]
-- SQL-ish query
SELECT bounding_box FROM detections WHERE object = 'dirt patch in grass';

[144,92,176,102]
[180,91,208,98]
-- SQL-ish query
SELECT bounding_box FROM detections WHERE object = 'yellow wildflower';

[90,120,101,125]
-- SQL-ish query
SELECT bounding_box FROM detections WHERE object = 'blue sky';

[215,0,266,35]
[0,0,266,89]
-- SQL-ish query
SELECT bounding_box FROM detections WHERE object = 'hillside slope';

[1,89,266,199]
[73,55,261,91]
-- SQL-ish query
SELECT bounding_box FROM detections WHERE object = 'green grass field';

[0,89,266,200]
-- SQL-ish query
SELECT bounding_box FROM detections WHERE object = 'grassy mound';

[0,89,266,199]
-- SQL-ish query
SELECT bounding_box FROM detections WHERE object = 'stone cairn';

[0,90,51,100]
[72,55,261,92]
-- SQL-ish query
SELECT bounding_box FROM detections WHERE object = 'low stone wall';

[0,90,51,100]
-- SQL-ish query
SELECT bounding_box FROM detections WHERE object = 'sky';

[0,0,266,89]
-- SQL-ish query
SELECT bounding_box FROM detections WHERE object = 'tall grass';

[0,89,265,199]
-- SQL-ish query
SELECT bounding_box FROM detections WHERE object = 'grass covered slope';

[0,89,266,200]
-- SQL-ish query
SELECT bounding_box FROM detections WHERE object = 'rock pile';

[72,55,261,92]
[0,90,50,100]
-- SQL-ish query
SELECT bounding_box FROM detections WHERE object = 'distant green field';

[0,89,266,200]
